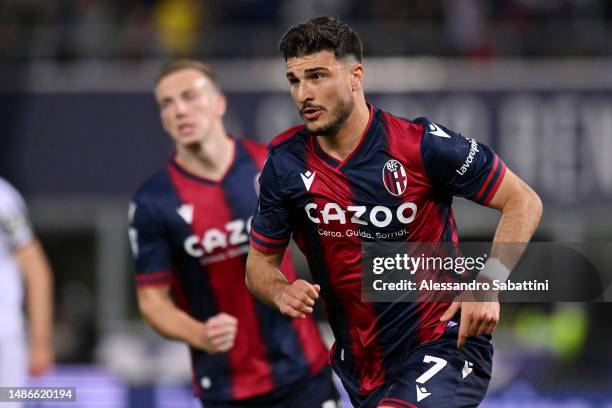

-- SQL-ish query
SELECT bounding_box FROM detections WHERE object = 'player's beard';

[304,94,355,137]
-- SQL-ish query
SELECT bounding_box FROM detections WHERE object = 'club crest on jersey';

[382,159,408,196]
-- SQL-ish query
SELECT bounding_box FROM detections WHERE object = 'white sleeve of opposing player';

[0,178,34,250]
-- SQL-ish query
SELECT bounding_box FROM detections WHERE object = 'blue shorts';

[340,324,493,408]
[202,366,341,408]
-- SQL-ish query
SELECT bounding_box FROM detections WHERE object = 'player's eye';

[311,72,325,80]
[288,77,299,86]
[160,99,173,110]
[184,90,199,101]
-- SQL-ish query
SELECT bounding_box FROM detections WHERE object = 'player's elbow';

[521,185,543,224]
[245,252,257,293]
[530,189,543,223]
[137,299,171,338]
[137,296,156,321]
[244,272,252,293]
[136,288,167,323]
[509,183,543,226]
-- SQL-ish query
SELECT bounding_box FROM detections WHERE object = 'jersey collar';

[310,103,377,170]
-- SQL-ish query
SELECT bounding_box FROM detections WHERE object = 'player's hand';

[440,291,499,349]
[29,341,54,376]
[201,312,238,354]
[274,279,320,319]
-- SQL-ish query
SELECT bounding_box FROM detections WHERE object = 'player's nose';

[173,100,189,117]
[296,81,314,104]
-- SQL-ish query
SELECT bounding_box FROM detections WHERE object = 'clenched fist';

[274,279,320,319]
[199,313,238,354]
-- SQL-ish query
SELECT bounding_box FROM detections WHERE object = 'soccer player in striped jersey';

[246,18,543,407]
[129,60,339,408]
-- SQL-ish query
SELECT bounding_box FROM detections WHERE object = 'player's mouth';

[177,123,195,134]
[301,107,324,120]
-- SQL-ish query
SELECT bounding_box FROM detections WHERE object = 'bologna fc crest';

[382,159,408,196]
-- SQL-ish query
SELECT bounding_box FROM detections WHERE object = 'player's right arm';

[245,248,319,319]
[245,150,320,318]
[129,197,237,353]
[136,285,237,354]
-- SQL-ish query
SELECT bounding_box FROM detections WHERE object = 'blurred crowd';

[1,0,611,61]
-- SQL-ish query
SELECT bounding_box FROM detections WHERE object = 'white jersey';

[0,178,33,336]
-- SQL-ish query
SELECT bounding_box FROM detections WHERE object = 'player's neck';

[316,100,370,162]
[174,130,235,182]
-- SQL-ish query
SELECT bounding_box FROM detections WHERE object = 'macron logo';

[300,170,316,191]
[416,385,431,402]
[462,360,474,379]
[177,204,194,225]
[429,123,451,138]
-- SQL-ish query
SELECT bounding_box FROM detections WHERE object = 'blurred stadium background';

[1,0,612,406]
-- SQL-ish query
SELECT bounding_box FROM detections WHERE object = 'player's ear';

[350,63,364,91]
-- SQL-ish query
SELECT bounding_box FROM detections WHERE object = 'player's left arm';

[15,239,55,375]
[417,119,543,347]
[486,167,543,257]
[441,168,543,347]
[1,180,54,375]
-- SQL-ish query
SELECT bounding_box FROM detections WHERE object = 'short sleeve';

[129,198,174,287]
[250,156,292,254]
[418,118,507,205]
[0,179,34,251]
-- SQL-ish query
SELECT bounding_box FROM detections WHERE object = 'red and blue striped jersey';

[250,105,506,396]
[129,138,327,403]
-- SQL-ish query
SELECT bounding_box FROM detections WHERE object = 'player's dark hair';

[278,17,362,62]
[155,59,220,90]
